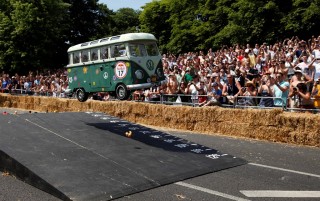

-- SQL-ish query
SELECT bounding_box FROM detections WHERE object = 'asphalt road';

[0,108,319,201]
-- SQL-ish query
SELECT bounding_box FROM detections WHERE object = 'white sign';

[114,62,127,79]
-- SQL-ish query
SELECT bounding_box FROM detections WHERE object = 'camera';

[241,87,246,92]
[293,87,298,92]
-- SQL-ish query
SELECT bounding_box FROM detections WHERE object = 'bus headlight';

[147,78,151,83]
[135,70,144,79]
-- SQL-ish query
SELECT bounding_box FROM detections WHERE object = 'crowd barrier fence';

[2,90,320,114]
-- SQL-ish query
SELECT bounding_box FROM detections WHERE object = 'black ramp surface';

[0,112,246,200]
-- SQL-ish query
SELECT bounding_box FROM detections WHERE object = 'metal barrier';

[2,90,320,114]
[233,95,286,110]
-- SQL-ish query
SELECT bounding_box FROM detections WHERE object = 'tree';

[110,8,140,35]
[282,0,320,40]
[0,0,69,74]
[139,0,172,53]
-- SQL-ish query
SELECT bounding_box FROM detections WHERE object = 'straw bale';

[288,131,320,146]
[0,94,319,147]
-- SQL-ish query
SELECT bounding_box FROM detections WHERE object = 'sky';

[99,0,152,11]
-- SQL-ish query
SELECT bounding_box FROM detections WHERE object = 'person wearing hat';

[200,82,222,107]
[237,80,257,106]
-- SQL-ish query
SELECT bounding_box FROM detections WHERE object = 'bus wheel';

[76,88,89,102]
[116,84,128,100]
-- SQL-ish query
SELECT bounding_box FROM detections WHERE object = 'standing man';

[274,72,290,108]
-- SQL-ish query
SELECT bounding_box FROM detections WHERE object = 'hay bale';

[0,93,319,147]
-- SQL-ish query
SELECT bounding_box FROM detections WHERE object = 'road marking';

[248,163,320,178]
[241,190,320,198]
[175,182,250,201]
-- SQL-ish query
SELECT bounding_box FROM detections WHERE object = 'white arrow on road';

[241,190,320,198]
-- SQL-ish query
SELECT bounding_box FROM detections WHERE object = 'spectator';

[312,78,320,109]
[24,77,32,95]
[285,55,295,80]
[1,74,10,93]
[274,72,289,108]
[186,77,200,105]
[222,74,241,104]
[166,72,178,102]
[289,82,314,110]
[39,80,48,96]
[258,75,274,107]
[148,85,161,103]
[133,89,144,101]
[238,80,257,106]
[197,88,207,106]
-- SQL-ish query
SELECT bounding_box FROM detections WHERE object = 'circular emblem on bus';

[146,60,154,71]
[103,72,108,79]
[114,61,127,79]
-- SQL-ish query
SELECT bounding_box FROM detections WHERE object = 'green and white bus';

[66,33,165,102]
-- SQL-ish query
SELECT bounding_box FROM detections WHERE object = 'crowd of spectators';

[1,35,320,112]
[0,69,69,98]
[139,35,320,112]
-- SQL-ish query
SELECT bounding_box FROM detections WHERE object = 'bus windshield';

[129,42,159,57]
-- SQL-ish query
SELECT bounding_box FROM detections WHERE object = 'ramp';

[0,112,246,200]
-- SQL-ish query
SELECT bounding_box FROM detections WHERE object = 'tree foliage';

[1,0,320,73]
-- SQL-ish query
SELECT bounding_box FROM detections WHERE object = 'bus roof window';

[110,36,120,41]
[81,42,89,47]
[90,40,99,45]
[100,38,109,43]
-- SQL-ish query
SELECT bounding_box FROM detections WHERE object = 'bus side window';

[100,47,108,59]
[68,53,72,64]
[73,52,80,63]
[81,50,89,62]
[91,48,98,61]
[112,45,120,58]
